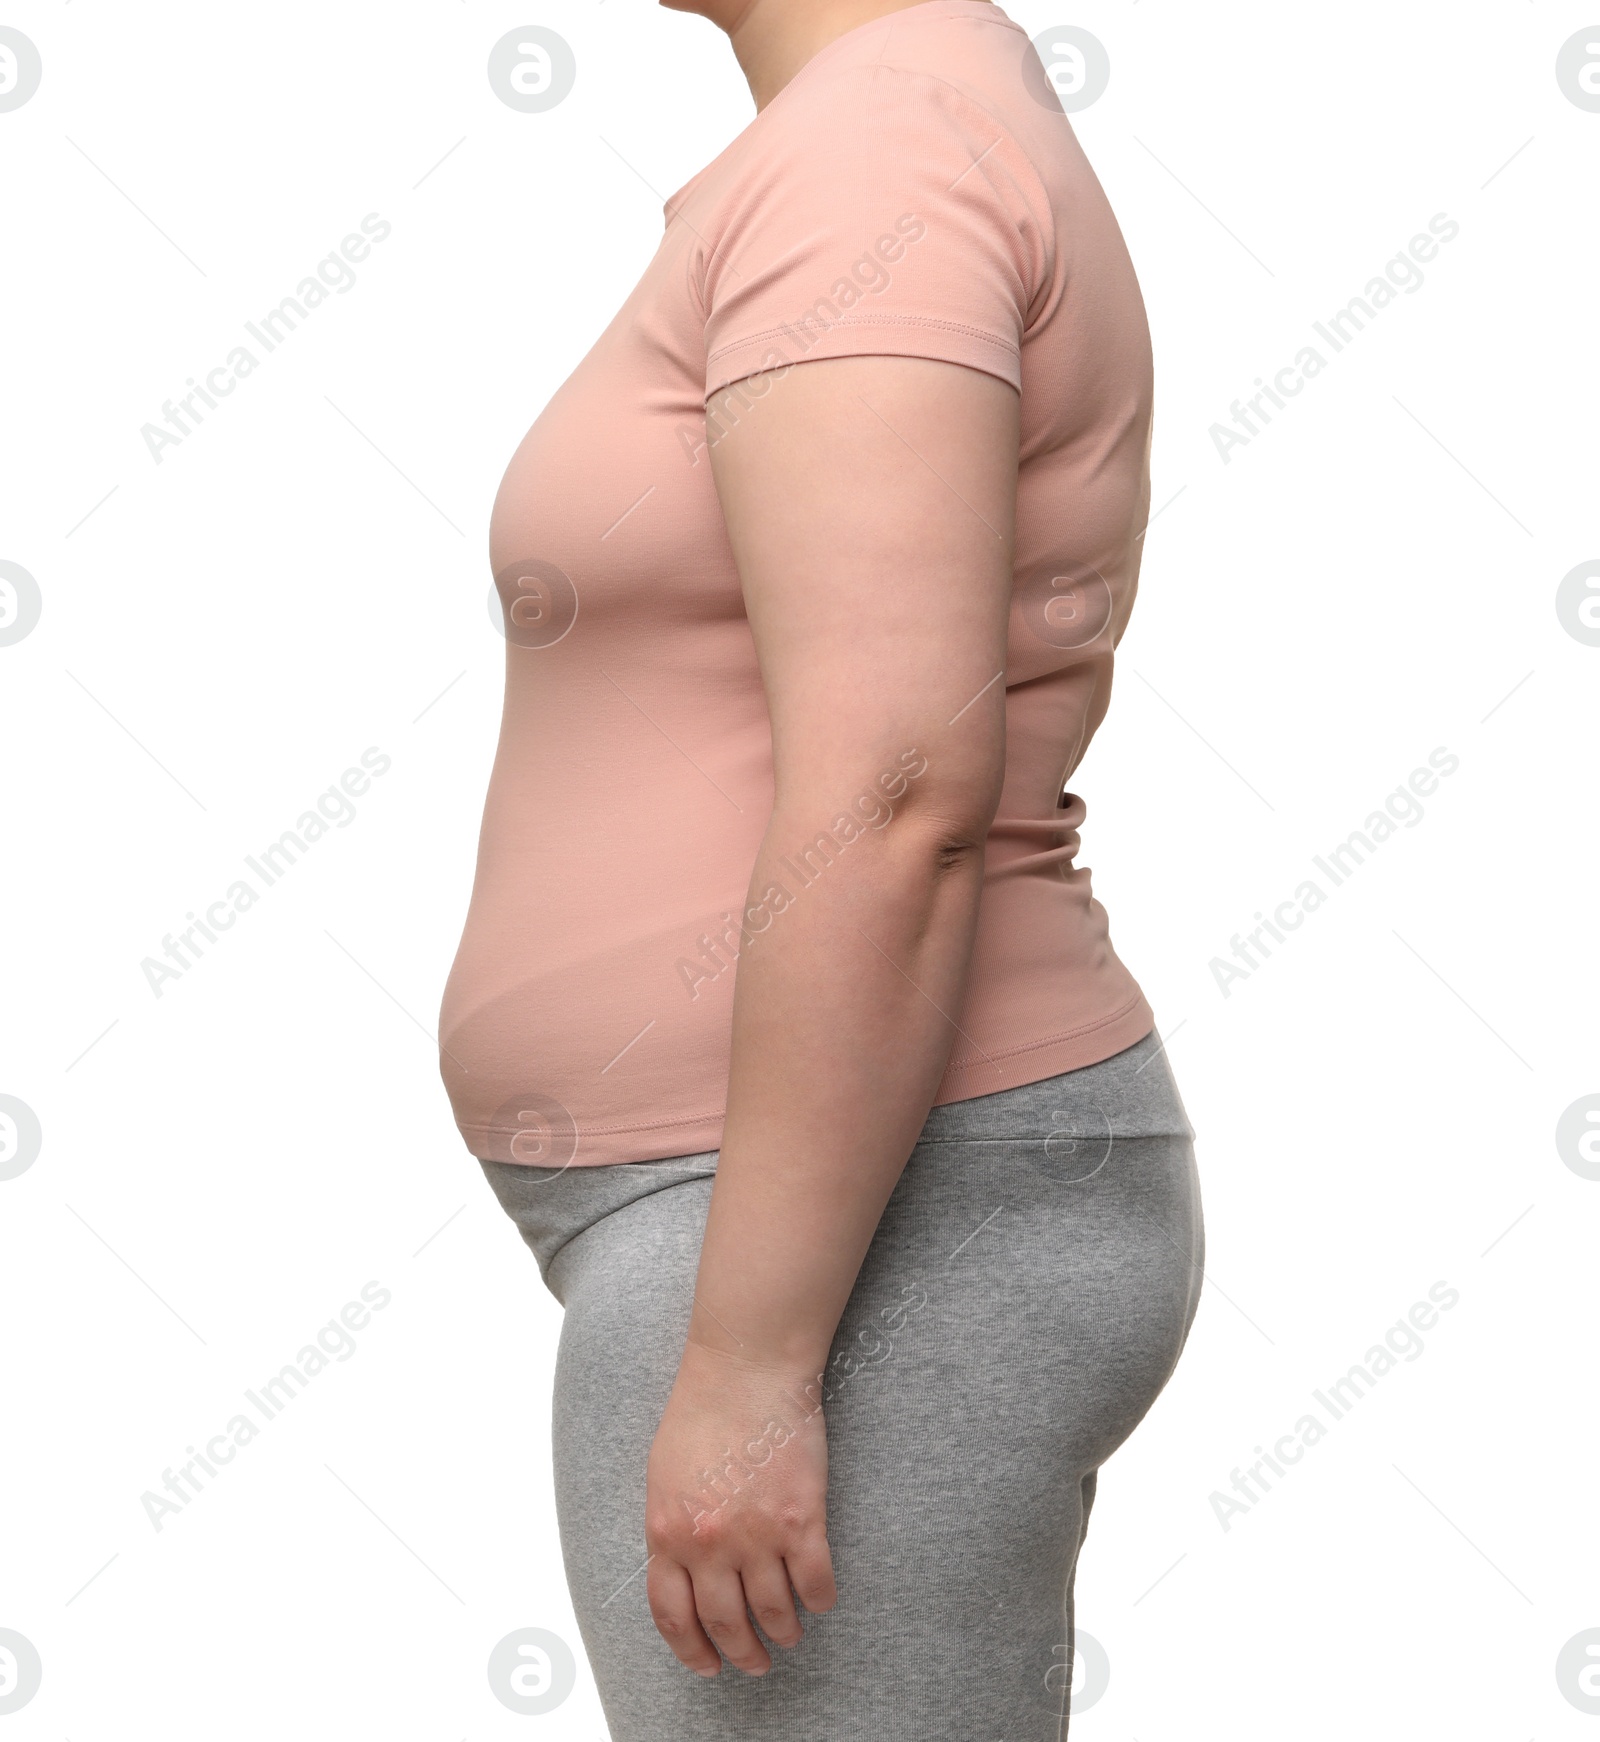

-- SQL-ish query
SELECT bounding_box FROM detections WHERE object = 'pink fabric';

[440,0,1156,1167]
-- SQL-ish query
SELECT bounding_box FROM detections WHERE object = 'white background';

[2,1,1596,1736]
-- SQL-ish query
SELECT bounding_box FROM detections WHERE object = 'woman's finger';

[738,1557,804,1649]
[784,1535,839,1615]
[646,1557,722,1676]
[690,1563,772,1676]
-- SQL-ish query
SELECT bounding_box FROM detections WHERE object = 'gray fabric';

[480,1028,1204,1740]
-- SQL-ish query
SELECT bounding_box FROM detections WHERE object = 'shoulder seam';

[817,60,1060,318]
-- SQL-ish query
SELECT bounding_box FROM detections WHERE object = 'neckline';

[662,0,1021,220]
[770,0,1017,108]
[779,0,1021,93]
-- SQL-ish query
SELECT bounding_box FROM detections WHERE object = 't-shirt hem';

[931,991,1156,1101]
[459,1103,727,1171]
[461,991,1156,1169]
[706,316,1022,399]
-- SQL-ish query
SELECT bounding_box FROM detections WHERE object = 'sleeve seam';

[696,62,1060,329]
[853,61,1059,305]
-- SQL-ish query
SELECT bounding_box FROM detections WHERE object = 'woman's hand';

[644,1339,838,1676]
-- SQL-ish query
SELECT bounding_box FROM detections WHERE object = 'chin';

[659,0,741,24]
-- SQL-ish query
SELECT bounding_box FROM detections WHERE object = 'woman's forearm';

[684,783,993,1377]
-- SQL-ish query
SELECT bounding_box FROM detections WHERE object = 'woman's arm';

[644,353,1019,1675]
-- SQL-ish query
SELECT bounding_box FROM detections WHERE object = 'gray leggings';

[480,1028,1204,1741]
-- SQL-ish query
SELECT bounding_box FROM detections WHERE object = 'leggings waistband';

[480,1027,1193,1287]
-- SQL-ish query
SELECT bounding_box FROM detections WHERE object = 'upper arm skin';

[707,354,1018,842]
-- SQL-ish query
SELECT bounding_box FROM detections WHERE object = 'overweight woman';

[439,0,1204,1734]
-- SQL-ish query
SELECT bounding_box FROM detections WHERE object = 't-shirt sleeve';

[697,67,1054,399]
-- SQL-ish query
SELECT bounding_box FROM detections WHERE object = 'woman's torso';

[440,0,1156,1168]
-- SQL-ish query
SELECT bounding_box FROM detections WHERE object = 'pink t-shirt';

[440,0,1156,1168]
